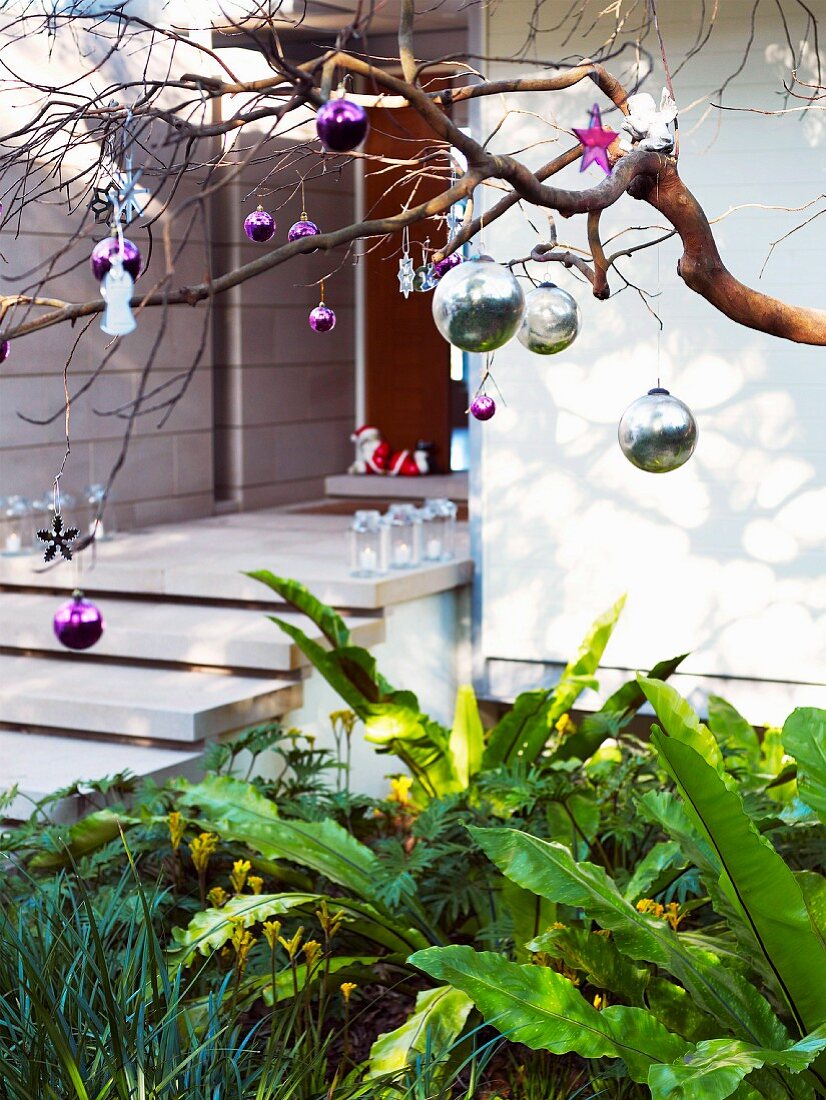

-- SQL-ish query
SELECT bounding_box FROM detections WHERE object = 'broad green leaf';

[707,696,760,763]
[482,689,555,770]
[368,985,473,1077]
[781,709,826,825]
[364,705,459,799]
[648,1028,826,1100]
[270,616,372,711]
[502,879,556,961]
[470,826,788,1048]
[639,678,723,771]
[483,597,626,768]
[546,793,601,860]
[796,871,826,945]
[247,571,351,648]
[29,810,138,870]
[529,924,649,1006]
[449,685,484,788]
[176,775,380,902]
[554,653,687,763]
[646,978,720,1043]
[623,841,689,904]
[169,892,315,965]
[263,956,379,1006]
[411,945,687,1083]
[170,892,428,966]
[651,731,826,1036]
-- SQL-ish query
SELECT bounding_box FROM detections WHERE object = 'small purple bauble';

[433,253,462,280]
[316,97,369,152]
[90,237,142,282]
[309,304,336,332]
[0,340,9,363]
[244,207,275,243]
[53,592,105,651]
[470,394,496,421]
[288,219,320,243]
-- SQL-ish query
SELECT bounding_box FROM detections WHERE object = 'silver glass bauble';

[517,282,581,355]
[618,387,698,473]
[432,257,525,352]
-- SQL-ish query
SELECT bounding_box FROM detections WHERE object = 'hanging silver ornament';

[618,387,698,473]
[517,282,581,355]
[432,257,525,352]
[413,263,438,292]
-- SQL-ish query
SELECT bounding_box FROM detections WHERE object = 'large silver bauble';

[517,282,581,355]
[432,257,525,352]
[618,387,698,473]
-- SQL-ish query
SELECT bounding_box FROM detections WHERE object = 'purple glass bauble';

[470,394,496,421]
[316,97,369,152]
[433,253,462,280]
[244,207,275,243]
[0,340,9,363]
[90,237,142,282]
[309,304,336,332]
[53,592,105,651]
[288,219,321,243]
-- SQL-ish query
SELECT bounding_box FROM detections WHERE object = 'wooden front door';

[362,105,452,471]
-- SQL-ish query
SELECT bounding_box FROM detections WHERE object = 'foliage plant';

[2,577,825,1098]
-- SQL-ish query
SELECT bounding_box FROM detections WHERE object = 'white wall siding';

[476,2,826,708]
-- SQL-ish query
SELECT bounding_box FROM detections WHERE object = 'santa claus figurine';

[349,425,391,474]
[348,425,430,477]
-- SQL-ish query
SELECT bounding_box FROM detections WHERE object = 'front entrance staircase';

[0,510,470,821]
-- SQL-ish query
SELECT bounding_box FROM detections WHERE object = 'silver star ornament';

[397,255,415,299]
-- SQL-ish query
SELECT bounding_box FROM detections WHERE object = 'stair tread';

[0,728,202,821]
[0,593,383,670]
[0,655,301,742]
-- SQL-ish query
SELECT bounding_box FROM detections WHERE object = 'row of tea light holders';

[348,500,458,576]
[0,486,116,556]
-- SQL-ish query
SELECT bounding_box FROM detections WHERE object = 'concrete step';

[0,729,203,822]
[0,654,302,743]
[0,593,384,672]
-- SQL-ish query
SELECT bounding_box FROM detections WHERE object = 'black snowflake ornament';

[38,514,80,562]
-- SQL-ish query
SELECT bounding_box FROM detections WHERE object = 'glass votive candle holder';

[2,496,33,555]
[348,510,385,577]
[423,497,457,561]
[385,502,421,569]
[85,484,117,541]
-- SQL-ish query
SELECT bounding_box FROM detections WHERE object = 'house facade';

[1,1,824,733]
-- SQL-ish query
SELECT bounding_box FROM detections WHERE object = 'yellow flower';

[555,713,576,737]
[278,926,304,960]
[330,710,357,737]
[262,920,282,951]
[188,832,218,874]
[302,939,322,970]
[664,902,686,931]
[316,899,345,940]
[340,981,357,1004]
[230,922,257,973]
[229,859,251,895]
[304,733,316,747]
[248,875,264,895]
[207,886,228,909]
[167,811,186,851]
[388,775,413,805]
[593,993,604,1010]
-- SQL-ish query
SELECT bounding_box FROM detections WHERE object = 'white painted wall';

[475,2,826,710]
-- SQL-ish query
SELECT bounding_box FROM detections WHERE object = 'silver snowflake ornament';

[37,514,80,562]
[397,255,415,299]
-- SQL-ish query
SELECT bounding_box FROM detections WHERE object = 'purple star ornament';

[572,104,618,175]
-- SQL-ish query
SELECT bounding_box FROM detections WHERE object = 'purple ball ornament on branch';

[90,236,142,282]
[244,205,276,243]
[316,91,369,153]
[53,590,105,651]
[309,280,336,332]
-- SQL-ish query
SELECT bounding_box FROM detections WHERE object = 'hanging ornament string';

[649,0,679,160]
[38,364,79,563]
